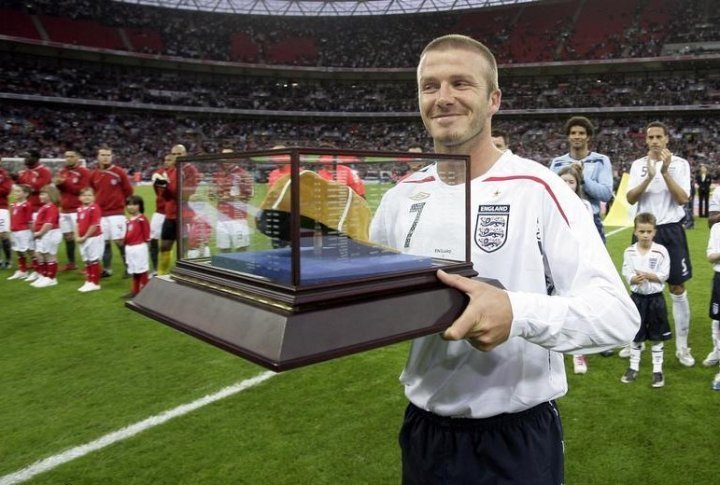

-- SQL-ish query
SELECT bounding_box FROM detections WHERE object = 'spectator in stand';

[12,150,52,213]
[549,116,613,243]
[491,129,510,152]
[89,145,134,278]
[626,121,695,367]
[0,165,14,268]
[157,144,200,275]
[696,163,712,218]
[212,148,254,253]
[53,149,91,271]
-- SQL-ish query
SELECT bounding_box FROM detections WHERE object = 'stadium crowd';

[3,53,719,113]
[2,102,718,181]
[1,0,717,66]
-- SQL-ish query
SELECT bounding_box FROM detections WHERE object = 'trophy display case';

[127,148,478,371]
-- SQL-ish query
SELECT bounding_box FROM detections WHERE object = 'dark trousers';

[400,402,564,485]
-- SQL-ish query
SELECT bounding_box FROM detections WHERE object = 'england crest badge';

[475,204,509,253]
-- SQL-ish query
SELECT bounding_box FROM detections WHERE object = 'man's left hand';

[437,270,513,351]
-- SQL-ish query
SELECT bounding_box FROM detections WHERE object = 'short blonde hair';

[420,34,499,93]
[40,184,61,206]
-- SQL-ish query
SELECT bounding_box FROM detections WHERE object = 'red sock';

[32,258,40,274]
[139,272,149,292]
[47,261,58,279]
[18,255,27,272]
[132,274,140,295]
[39,261,48,277]
[90,262,101,284]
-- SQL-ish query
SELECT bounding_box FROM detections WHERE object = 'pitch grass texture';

[0,187,716,484]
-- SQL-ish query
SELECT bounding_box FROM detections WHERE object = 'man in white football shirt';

[626,121,695,367]
[370,34,639,484]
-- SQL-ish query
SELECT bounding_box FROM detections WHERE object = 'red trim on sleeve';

[483,175,569,225]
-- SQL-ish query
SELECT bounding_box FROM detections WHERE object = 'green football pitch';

[0,186,716,484]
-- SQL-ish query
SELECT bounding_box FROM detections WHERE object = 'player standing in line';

[370,34,639,483]
[157,144,200,275]
[89,145,134,278]
[124,195,151,298]
[549,117,613,243]
[75,187,103,292]
[6,185,34,280]
[13,150,52,282]
[626,121,695,367]
[148,155,171,274]
[705,217,720,389]
[620,212,671,388]
[704,187,720,368]
[53,149,91,272]
[212,148,254,253]
[13,150,52,213]
[0,164,14,268]
[30,185,62,288]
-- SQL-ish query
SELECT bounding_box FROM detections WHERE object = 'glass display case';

[128,148,479,371]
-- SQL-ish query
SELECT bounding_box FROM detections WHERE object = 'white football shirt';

[622,242,669,295]
[627,155,690,225]
[371,151,639,418]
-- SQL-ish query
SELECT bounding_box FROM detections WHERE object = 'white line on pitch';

[0,371,276,485]
[605,226,631,237]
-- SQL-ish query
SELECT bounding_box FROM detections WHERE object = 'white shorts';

[80,235,104,262]
[102,215,127,241]
[150,212,165,240]
[11,230,34,252]
[35,228,63,255]
[125,242,149,274]
[0,208,9,233]
[59,212,78,234]
[216,219,250,250]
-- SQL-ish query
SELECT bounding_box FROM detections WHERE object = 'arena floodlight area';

[118,0,539,16]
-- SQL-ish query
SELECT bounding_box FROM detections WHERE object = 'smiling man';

[370,34,639,484]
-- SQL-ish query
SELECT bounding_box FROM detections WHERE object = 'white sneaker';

[35,278,57,288]
[573,355,588,374]
[702,349,720,367]
[7,270,28,280]
[619,342,644,358]
[30,276,48,287]
[25,272,39,283]
[78,282,101,293]
[676,348,695,367]
[712,372,720,391]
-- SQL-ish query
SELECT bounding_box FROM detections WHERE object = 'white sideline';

[605,226,630,237]
[0,371,275,485]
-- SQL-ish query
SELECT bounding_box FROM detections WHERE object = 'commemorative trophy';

[127,147,484,371]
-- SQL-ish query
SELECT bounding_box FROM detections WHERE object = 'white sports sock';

[712,320,720,353]
[671,291,690,349]
[630,342,642,371]
[651,342,664,373]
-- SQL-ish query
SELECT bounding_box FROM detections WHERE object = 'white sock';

[712,320,720,354]
[671,291,690,350]
[651,342,664,373]
[630,342,642,371]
